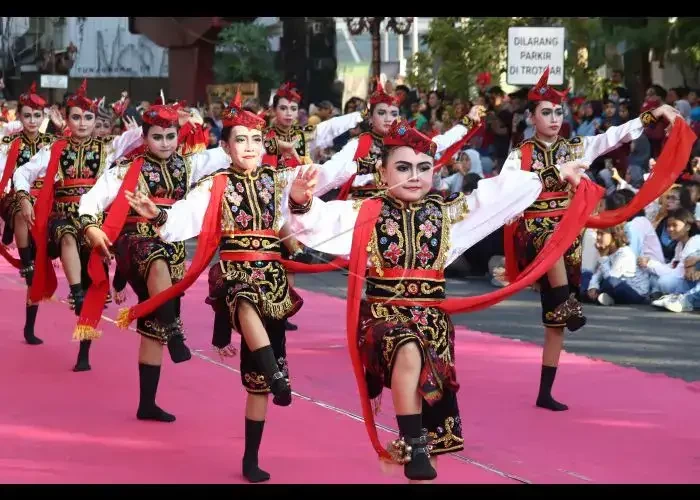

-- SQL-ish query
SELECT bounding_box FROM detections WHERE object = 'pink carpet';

[1,259,699,484]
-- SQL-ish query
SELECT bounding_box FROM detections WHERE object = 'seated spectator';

[653,253,699,312]
[654,186,695,261]
[606,190,664,262]
[641,208,700,296]
[586,223,650,306]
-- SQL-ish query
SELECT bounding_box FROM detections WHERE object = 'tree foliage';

[416,17,700,99]
[214,22,281,97]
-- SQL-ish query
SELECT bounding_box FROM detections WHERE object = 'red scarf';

[73,157,144,340]
[586,118,696,229]
[117,173,349,328]
[0,137,23,269]
[28,140,67,304]
[346,179,604,460]
[504,119,697,282]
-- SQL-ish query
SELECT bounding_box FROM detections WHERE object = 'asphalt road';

[293,270,700,383]
[185,240,698,382]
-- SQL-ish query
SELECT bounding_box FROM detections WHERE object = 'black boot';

[242,418,271,482]
[19,248,42,345]
[24,305,42,345]
[157,299,191,363]
[536,365,568,411]
[136,363,176,422]
[394,414,437,481]
[69,283,85,316]
[550,285,586,332]
[251,345,292,406]
[73,340,92,372]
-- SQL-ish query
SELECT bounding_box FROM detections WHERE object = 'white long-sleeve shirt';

[12,127,144,193]
[78,148,231,219]
[646,235,700,278]
[287,168,542,266]
[313,122,476,196]
[500,116,650,175]
[588,245,650,296]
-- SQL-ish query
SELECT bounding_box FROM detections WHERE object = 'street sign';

[40,74,69,89]
[507,27,566,86]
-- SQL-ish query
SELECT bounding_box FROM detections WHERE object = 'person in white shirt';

[639,208,700,296]
[586,224,650,306]
[606,190,665,262]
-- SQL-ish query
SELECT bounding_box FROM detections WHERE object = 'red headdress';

[527,67,568,105]
[222,88,266,130]
[18,82,47,110]
[383,118,437,157]
[276,82,302,103]
[66,79,100,113]
[142,104,180,128]
[112,92,130,117]
[369,79,399,107]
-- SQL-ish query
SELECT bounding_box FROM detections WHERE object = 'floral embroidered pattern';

[383,242,404,264]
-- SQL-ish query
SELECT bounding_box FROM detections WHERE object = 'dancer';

[76,102,224,422]
[263,82,363,330]
[501,67,682,411]
[119,96,303,482]
[316,81,481,201]
[0,82,52,345]
[284,119,588,481]
[12,79,142,371]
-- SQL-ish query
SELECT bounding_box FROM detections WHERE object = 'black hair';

[142,121,179,137]
[272,94,300,109]
[461,173,482,194]
[221,126,233,143]
[395,84,410,94]
[667,208,699,237]
[605,189,644,220]
[527,100,564,115]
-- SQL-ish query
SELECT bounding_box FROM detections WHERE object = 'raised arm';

[313,137,360,195]
[311,111,363,151]
[106,126,145,164]
[187,146,231,186]
[445,169,542,266]
[286,195,360,257]
[156,177,214,242]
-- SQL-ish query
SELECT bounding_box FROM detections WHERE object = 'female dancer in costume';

[0,83,53,345]
[12,79,142,371]
[284,119,586,481]
[501,67,682,411]
[76,103,224,422]
[316,81,481,201]
[120,96,304,482]
[262,82,363,330]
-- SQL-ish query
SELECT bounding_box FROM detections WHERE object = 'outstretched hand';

[125,190,159,219]
[290,165,320,206]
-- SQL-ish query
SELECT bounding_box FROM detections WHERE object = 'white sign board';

[507,27,565,86]
[40,74,69,89]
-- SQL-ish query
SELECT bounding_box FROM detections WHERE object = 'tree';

[406,51,434,92]
[666,18,700,88]
[214,22,281,99]
[422,17,532,99]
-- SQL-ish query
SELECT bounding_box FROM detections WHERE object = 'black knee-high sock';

[251,345,291,406]
[19,248,43,345]
[242,418,270,482]
[72,340,92,371]
[536,365,568,411]
[136,363,175,422]
[396,414,437,480]
[158,299,191,363]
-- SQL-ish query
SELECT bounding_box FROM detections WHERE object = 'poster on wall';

[206,83,259,105]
